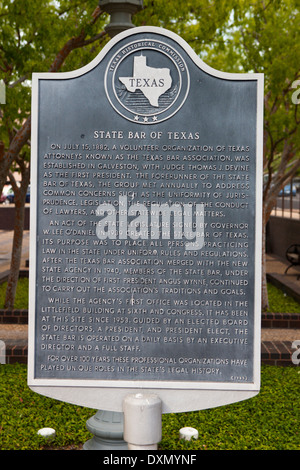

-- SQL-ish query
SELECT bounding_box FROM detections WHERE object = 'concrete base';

[83,410,128,450]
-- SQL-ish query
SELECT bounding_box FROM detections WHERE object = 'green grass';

[161,365,300,450]
[267,282,300,313]
[0,277,29,309]
[1,277,300,313]
[0,364,299,450]
[0,364,94,450]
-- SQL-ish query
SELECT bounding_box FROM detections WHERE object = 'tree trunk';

[4,175,29,309]
[0,117,31,196]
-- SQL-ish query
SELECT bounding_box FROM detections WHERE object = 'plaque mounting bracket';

[123,393,162,450]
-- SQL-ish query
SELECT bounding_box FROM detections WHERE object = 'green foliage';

[0,277,29,309]
[0,364,95,450]
[267,283,300,314]
[160,366,300,450]
[0,0,108,146]
[0,364,299,450]
[137,0,235,56]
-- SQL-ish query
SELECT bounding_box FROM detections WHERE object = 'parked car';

[1,184,12,203]
[294,178,300,192]
[26,186,30,203]
[4,186,30,204]
[5,188,14,203]
[279,184,297,196]
[0,193,6,203]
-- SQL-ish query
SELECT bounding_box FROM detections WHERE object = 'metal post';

[123,393,162,450]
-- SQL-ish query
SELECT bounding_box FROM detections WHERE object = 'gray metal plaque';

[28,27,264,412]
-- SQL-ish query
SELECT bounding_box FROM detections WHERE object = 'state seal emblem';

[105,39,190,124]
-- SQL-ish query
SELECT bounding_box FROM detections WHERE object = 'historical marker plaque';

[28,27,264,412]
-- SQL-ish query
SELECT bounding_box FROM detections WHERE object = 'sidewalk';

[262,253,300,364]
[266,252,300,304]
[0,229,30,279]
[0,230,300,365]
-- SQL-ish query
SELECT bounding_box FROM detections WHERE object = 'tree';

[138,0,300,310]
[4,155,30,309]
[197,0,300,310]
[0,0,109,195]
[0,0,109,308]
[1,0,300,311]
